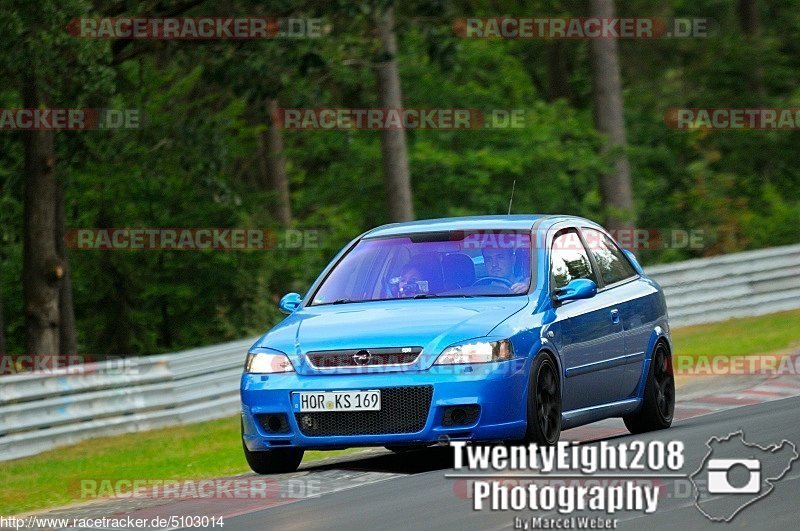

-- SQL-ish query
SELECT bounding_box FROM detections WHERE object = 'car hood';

[254,297,529,374]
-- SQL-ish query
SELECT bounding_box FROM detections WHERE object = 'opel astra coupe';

[240,215,675,473]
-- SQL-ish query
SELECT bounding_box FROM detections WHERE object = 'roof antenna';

[507,179,516,215]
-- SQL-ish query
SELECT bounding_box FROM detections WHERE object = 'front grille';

[306,347,422,369]
[295,385,433,436]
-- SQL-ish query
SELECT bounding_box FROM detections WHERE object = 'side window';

[581,229,637,286]
[550,229,596,290]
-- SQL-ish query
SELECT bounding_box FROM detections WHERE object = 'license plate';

[292,390,381,412]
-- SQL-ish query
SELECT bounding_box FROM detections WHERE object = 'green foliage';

[0,0,798,355]
[65,59,282,355]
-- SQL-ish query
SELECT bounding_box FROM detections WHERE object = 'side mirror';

[278,293,302,314]
[552,279,597,305]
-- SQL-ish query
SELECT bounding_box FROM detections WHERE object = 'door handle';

[610,309,620,324]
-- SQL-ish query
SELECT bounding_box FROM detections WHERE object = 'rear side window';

[581,229,637,286]
[550,229,596,289]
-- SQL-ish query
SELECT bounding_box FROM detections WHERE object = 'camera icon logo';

[690,430,799,522]
[706,458,761,494]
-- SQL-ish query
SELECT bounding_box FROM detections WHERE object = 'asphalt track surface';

[28,360,800,531]
[223,396,800,531]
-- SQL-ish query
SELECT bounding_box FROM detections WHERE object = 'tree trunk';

[547,41,573,102]
[0,284,6,357]
[155,253,173,350]
[22,73,62,357]
[737,0,760,36]
[588,0,634,230]
[737,0,766,98]
[55,182,77,355]
[160,299,172,350]
[373,5,414,222]
[260,99,292,226]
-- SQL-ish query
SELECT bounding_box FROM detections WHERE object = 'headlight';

[434,339,514,365]
[244,350,295,373]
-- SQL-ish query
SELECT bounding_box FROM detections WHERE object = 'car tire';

[623,341,675,434]
[241,421,304,474]
[523,354,562,446]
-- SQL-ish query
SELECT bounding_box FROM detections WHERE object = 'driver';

[480,243,528,294]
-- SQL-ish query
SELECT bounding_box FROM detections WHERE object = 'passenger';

[397,263,429,297]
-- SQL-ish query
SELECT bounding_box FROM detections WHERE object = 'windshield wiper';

[332,298,353,304]
[413,294,475,299]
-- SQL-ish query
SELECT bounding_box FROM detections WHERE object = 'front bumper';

[240,357,530,450]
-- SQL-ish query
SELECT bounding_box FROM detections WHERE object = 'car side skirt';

[561,398,641,430]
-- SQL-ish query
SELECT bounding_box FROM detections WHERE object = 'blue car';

[240,215,675,473]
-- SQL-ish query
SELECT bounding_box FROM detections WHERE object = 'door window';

[581,229,637,286]
[550,229,596,289]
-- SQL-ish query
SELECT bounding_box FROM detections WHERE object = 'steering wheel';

[473,276,514,287]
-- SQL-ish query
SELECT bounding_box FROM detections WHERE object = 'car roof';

[362,214,600,239]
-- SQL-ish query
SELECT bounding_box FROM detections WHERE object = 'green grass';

[0,415,358,516]
[2,309,798,516]
[671,308,800,360]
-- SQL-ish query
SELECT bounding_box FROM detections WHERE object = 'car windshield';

[311,230,533,305]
